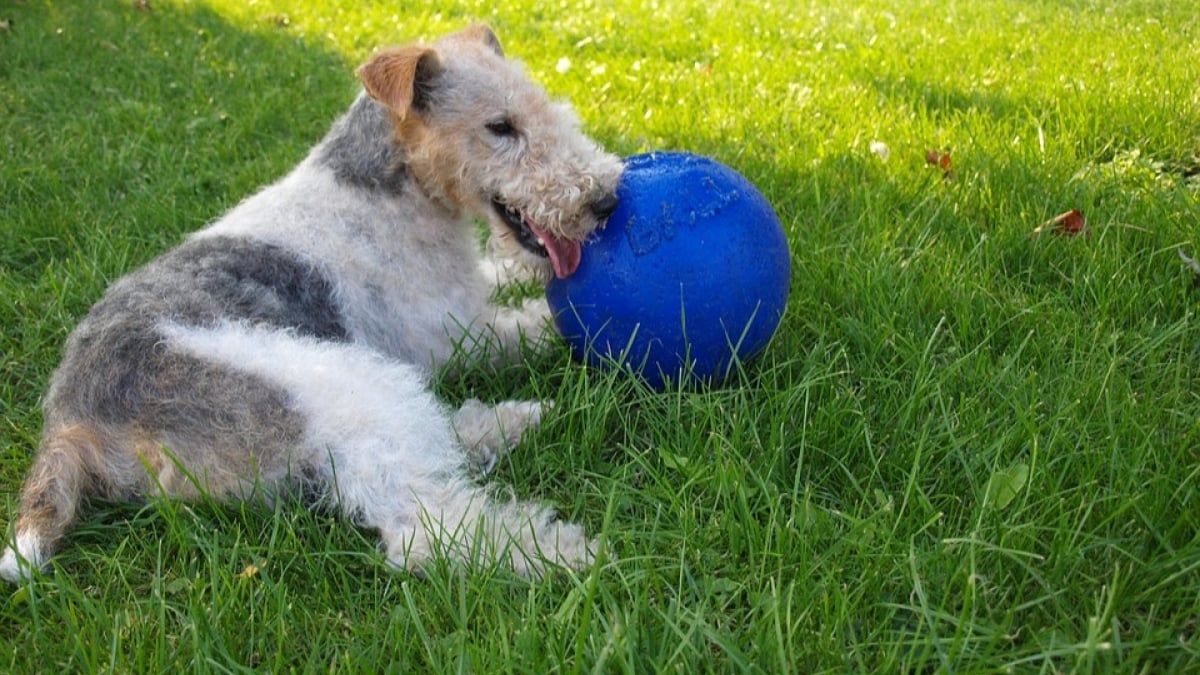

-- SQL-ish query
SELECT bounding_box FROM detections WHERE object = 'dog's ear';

[459,23,504,58]
[357,46,444,119]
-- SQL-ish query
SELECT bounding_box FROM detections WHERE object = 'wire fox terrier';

[0,24,623,582]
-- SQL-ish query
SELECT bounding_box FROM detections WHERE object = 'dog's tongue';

[526,220,581,279]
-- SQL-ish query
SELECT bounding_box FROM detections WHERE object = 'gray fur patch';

[314,94,408,194]
[43,237,346,465]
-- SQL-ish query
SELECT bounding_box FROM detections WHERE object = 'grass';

[2,0,1198,671]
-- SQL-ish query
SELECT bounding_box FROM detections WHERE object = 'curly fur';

[1,25,620,582]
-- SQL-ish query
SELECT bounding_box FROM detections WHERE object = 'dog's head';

[358,25,623,280]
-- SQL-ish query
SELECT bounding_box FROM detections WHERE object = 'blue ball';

[547,151,790,389]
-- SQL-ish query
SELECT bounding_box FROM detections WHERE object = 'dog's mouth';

[491,198,581,279]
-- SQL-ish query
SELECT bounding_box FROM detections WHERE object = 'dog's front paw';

[453,399,549,473]
[517,298,556,343]
[483,298,557,364]
[504,511,597,577]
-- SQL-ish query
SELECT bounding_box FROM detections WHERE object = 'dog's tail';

[1,424,102,583]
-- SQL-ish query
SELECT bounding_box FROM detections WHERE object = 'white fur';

[158,319,590,574]
[192,164,539,369]
[0,533,44,583]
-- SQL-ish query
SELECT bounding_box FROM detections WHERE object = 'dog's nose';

[590,193,619,220]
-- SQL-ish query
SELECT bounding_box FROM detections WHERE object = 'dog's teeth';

[536,237,546,247]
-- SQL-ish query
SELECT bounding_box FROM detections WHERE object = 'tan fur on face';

[357,25,623,275]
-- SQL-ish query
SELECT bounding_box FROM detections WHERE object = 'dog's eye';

[485,118,517,137]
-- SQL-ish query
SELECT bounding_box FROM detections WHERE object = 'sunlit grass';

[2,0,1198,671]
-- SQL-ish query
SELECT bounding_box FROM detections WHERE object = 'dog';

[0,24,623,582]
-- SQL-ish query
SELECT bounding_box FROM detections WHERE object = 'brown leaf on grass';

[925,149,953,180]
[1032,209,1087,236]
[132,0,151,11]
[0,19,11,33]
[236,561,265,580]
[927,150,951,171]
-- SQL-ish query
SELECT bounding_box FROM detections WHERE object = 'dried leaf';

[236,561,264,580]
[132,0,151,12]
[1033,208,1087,236]
[925,149,953,179]
[0,19,10,33]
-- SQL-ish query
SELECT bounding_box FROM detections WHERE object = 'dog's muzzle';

[491,195,617,279]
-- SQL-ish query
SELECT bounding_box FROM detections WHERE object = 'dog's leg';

[162,322,590,577]
[347,391,588,577]
[479,240,536,288]
[483,298,556,364]
[334,393,590,577]
[378,478,593,578]
[452,398,546,473]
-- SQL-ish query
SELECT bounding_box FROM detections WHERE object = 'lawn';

[2,0,1198,671]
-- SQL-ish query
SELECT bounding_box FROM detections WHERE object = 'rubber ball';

[547,151,790,389]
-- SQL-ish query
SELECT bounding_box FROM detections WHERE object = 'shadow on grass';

[0,1,352,272]
[0,0,357,605]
